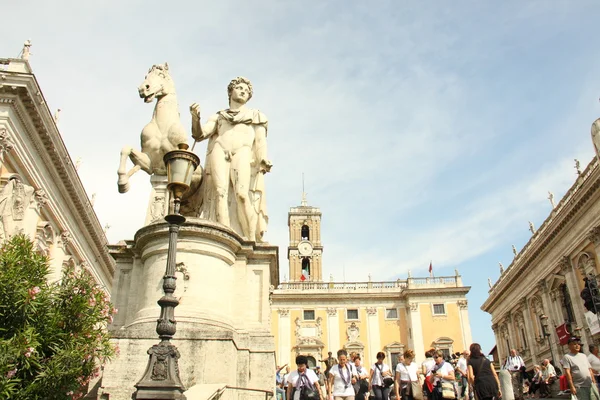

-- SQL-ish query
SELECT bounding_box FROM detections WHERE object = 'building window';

[441,349,451,359]
[301,225,310,240]
[303,310,315,321]
[432,304,446,315]
[385,308,398,319]
[347,309,359,320]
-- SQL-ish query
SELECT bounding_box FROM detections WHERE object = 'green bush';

[0,235,116,399]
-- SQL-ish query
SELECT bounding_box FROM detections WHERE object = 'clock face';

[298,241,313,256]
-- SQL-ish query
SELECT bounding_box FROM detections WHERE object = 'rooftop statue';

[188,77,272,242]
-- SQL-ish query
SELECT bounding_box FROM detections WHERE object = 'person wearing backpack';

[287,355,324,400]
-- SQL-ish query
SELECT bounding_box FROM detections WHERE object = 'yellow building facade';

[270,197,473,369]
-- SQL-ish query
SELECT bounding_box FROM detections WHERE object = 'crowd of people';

[501,337,600,400]
[275,337,600,400]
[275,344,501,400]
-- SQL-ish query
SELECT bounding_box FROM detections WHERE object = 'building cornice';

[482,157,600,312]
[0,60,114,280]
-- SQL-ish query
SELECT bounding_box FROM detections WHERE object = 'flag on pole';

[300,269,309,281]
[428,261,433,276]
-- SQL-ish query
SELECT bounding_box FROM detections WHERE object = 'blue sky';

[2,0,599,355]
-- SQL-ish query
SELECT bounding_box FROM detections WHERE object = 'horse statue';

[117,63,201,194]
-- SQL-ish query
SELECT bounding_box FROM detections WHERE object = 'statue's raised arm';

[189,103,218,142]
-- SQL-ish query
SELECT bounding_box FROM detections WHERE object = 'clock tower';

[288,193,323,281]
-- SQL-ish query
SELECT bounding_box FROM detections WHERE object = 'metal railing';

[208,385,273,400]
[276,276,460,291]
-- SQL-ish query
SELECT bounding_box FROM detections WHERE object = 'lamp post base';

[133,340,186,400]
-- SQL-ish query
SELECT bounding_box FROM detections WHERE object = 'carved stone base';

[103,219,279,400]
[133,340,185,399]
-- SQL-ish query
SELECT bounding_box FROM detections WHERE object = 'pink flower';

[6,368,17,378]
[28,286,41,299]
[113,308,118,314]
[89,298,96,307]
[24,347,34,358]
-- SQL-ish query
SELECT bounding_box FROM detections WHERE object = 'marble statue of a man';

[190,77,272,242]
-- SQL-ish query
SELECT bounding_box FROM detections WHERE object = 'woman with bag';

[287,355,324,400]
[370,352,393,400]
[422,349,437,400]
[329,349,359,400]
[431,350,457,400]
[466,343,501,400]
[395,349,423,400]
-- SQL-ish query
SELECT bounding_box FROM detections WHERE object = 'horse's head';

[138,63,175,103]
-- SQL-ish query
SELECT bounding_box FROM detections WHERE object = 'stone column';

[278,309,291,365]
[520,300,539,364]
[366,307,380,362]
[408,302,425,363]
[587,227,600,269]
[327,308,340,354]
[457,300,472,350]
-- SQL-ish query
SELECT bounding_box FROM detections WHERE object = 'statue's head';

[227,77,253,105]
[139,63,174,103]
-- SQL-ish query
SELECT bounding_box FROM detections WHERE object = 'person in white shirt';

[422,349,437,400]
[329,349,358,400]
[432,350,456,400]
[588,344,600,392]
[287,355,324,400]
[503,349,525,400]
[456,351,471,400]
[369,352,393,400]
[394,349,420,400]
[354,355,369,400]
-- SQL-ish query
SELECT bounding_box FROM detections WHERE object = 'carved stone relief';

[347,322,360,342]
[277,308,290,317]
[409,302,418,312]
[587,226,600,246]
[150,195,166,222]
[366,307,377,315]
[457,300,468,309]
[0,175,35,240]
[326,307,337,316]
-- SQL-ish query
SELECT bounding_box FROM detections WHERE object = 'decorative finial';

[21,40,32,61]
[512,245,517,257]
[368,273,372,282]
[91,193,96,207]
[548,191,556,209]
[488,278,492,289]
[407,269,412,278]
[103,224,111,234]
[455,268,459,277]
[75,157,82,171]
[53,108,61,124]
[301,172,308,206]
[574,159,581,175]
[499,262,504,274]
[528,221,535,234]
[329,273,333,282]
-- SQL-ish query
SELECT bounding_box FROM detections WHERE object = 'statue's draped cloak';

[197,108,269,241]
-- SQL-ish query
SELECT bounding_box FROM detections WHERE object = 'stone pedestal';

[101,218,279,400]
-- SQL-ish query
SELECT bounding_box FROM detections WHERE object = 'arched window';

[306,356,316,369]
[301,225,310,241]
[302,258,311,277]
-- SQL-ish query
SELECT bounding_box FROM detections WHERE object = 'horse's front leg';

[117,146,151,193]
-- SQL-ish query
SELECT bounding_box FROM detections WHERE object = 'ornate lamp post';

[134,143,200,400]
[540,314,556,363]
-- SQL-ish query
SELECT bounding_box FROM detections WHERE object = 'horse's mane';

[148,63,170,75]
